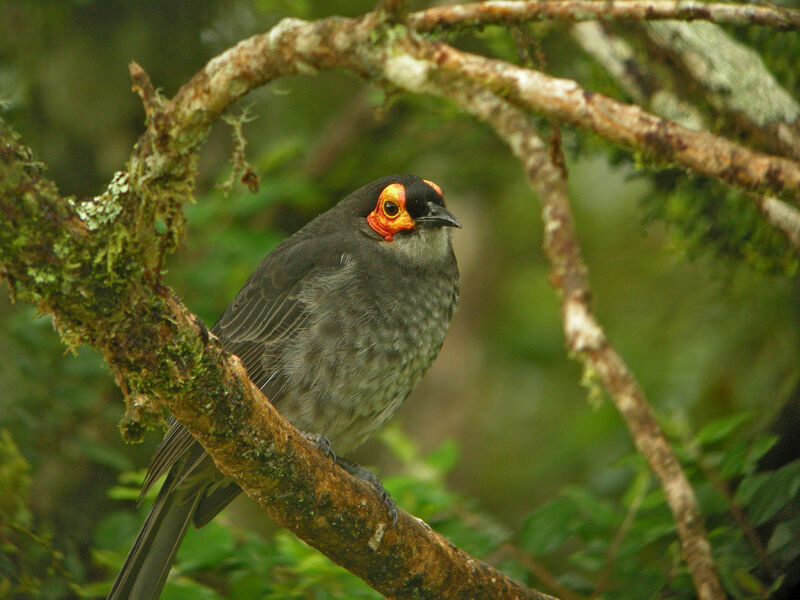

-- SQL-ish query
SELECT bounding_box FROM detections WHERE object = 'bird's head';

[360,175,461,242]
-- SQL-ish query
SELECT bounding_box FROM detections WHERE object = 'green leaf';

[177,521,236,571]
[106,485,142,501]
[744,435,778,471]
[716,439,750,479]
[424,438,459,474]
[735,459,800,525]
[562,486,622,528]
[162,576,224,600]
[77,580,117,598]
[519,498,582,556]
[695,412,752,446]
[767,514,800,563]
[93,511,140,553]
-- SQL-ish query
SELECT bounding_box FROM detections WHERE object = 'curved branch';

[375,61,725,600]
[3,6,792,599]
[409,0,800,31]
[572,23,800,255]
[0,118,551,600]
[141,16,800,205]
[643,21,800,160]
[405,41,800,202]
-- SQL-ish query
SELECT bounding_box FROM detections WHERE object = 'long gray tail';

[106,485,200,600]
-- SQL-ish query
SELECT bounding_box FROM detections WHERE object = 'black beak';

[415,202,462,229]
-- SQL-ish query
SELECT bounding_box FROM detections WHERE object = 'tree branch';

[134,15,800,205]
[404,41,800,202]
[4,5,793,598]
[365,33,725,600]
[643,21,800,160]
[408,1,800,31]
[572,22,800,255]
[0,116,552,599]
[477,101,726,600]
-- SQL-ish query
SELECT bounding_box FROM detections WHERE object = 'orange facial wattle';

[367,183,415,241]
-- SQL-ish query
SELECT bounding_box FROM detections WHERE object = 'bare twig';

[409,1,800,31]
[590,474,648,599]
[571,22,707,130]
[483,98,725,600]
[451,503,584,600]
[218,108,259,195]
[495,105,725,600]
[502,543,586,600]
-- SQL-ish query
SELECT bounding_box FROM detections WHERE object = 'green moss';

[118,418,147,444]
[244,439,277,462]
[0,429,31,525]
[579,363,606,410]
[642,170,799,276]
[0,430,74,598]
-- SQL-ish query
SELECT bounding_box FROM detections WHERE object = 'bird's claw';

[335,457,398,526]
[379,487,399,526]
[300,437,398,523]
[302,431,336,463]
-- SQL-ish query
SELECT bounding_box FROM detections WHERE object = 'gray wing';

[140,236,351,501]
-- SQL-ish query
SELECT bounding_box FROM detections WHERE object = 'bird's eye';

[383,200,399,217]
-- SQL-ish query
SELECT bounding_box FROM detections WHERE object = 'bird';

[107,174,461,599]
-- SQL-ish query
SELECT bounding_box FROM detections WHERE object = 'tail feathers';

[193,481,241,528]
[106,488,200,600]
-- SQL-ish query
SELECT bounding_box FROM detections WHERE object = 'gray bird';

[107,174,460,599]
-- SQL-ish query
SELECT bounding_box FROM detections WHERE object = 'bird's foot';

[302,432,336,462]
[335,457,398,526]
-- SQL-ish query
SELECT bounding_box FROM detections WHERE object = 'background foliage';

[1,1,799,599]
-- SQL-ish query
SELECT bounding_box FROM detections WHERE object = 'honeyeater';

[107,174,461,599]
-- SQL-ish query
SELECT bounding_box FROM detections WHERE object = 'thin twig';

[590,473,648,599]
[409,1,800,31]
[503,543,586,600]
[452,504,585,600]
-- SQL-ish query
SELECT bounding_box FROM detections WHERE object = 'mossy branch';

[3,4,796,599]
[0,42,550,600]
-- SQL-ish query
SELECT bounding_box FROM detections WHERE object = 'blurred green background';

[2,1,799,599]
